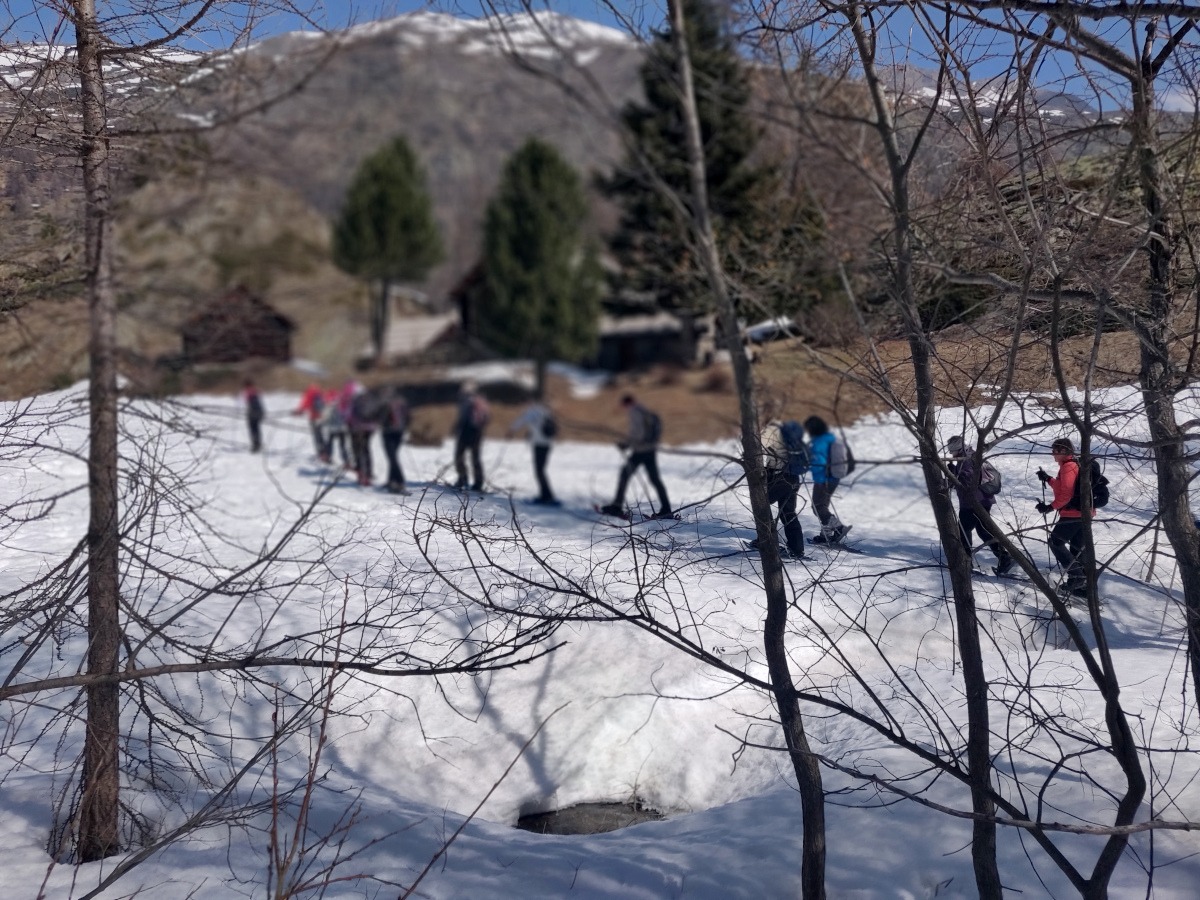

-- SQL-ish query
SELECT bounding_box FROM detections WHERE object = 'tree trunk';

[845,10,1000,895]
[372,278,391,362]
[75,0,122,862]
[667,1,826,896]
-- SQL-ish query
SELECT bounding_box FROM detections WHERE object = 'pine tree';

[332,136,443,360]
[479,138,601,398]
[602,0,826,319]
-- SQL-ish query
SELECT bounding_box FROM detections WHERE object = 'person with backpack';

[747,420,806,559]
[1035,436,1086,596]
[348,382,384,486]
[804,415,850,543]
[507,400,559,505]
[292,382,328,460]
[243,379,265,454]
[599,394,671,519]
[946,434,1014,575]
[321,386,351,469]
[452,381,489,491]
[379,385,410,494]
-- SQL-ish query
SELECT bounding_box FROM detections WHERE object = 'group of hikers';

[243,378,1104,598]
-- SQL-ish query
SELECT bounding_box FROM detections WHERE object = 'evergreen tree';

[332,136,443,360]
[479,138,601,397]
[602,0,826,319]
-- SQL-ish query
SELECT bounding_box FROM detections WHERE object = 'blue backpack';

[778,421,811,477]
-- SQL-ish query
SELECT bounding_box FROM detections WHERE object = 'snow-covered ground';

[1,383,1198,898]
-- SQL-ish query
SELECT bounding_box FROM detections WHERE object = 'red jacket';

[1049,459,1081,519]
[294,385,324,421]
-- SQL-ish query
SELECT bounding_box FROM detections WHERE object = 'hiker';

[946,434,1013,575]
[599,394,671,519]
[321,386,351,468]
[747,420,805,558]
[348,383,384,486]
[1035,436,1085,596]
[293,382,328,460]
[379,386,410,494]
[804,415,849,543]
[243,379,264,453]
[508,400,559,505]
[453,381,489,491]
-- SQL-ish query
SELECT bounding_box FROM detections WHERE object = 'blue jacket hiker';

[804,416,850,543]
[508,401,559,505]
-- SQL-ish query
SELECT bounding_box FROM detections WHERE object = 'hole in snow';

[515,800,664,835]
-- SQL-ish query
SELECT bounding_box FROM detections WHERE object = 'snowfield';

[1,382,1198,898]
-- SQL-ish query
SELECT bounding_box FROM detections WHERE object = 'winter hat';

[946,435,965,456]
[1051,437,1075,455]
[803,415,829,437]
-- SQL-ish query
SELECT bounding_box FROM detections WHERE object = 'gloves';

[1036,468,1051,484]
[1035,501,1052,514]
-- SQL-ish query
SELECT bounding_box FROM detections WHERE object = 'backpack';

[541,415,558,440]
[777,421,811,477]
[470,395,491,429]
[1069,458,1110,510]
[829,437,855,479]
[644,409,663,445]
[980,460,1003,496]
[352,389,386,426]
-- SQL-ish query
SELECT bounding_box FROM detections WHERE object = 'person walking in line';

[380,386,410,494]
[804,415,849,543]
[747,420,805,558]
[508,400,559,505]
[453,382,489,491]
[293,382,328,460]
[321,386,351,468]
[1036,436,1086,596]
[599,394,671,519]
[946,434,1014,575]
[349,384,385,486]
[243,379,264,453]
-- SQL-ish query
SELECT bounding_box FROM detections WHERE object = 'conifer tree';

[602,0,825,319]
[332,136,443,360]
[479,138,601,397]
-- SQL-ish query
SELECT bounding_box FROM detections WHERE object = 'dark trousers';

[455,436,483,490]
[329,431,350,467]
[247,416,262,453]
[1049,518,1085,580]
[767,472,804,555]
[350,429,374,483]
[309,420,327,459]
[382,429,405,488]
[533,444,554,502]
[812,480,838,525]
[613,450,671,514]
[959,507,1011,565]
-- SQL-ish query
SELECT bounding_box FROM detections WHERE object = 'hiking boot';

[786,547,806,560]
[599,503,626,517]
[994,556,1015,577]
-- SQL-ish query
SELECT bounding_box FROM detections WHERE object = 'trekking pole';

[1040,478,1053,572]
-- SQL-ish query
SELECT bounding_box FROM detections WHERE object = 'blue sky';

[2,0,655,45]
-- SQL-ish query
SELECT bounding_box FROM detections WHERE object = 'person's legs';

[248,417,262,453]
[1049,520,1085,583]
[610,453,641,509]
[776,480,804,556]
[641,451,671,514]
[958,508,979,553]
[533,444,554,502]
[453,437,468,488]
[382,430,404,488]
[469,439,484,490]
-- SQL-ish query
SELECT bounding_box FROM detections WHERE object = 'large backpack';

[643,408,663,445]
[777,421,811,477]
[980,460,1003,496]
[1069,458,1110,510]
[470,395,491,429]
[541,414,558,440]
[829,436,856,479]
